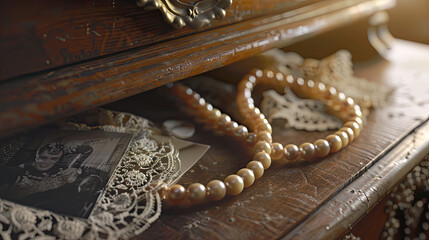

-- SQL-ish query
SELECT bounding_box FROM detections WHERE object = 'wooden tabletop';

[107,40,429,239]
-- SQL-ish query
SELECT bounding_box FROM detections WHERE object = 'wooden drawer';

[0,0,323,81]
[0,0,394,137]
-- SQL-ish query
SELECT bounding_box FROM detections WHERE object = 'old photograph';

[0,130,133,219]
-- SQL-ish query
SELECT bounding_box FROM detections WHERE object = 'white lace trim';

[260,88,342,131]
[0,109,181,239]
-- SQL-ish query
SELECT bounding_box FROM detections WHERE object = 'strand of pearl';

[236,69,363,162]
[162,69,363,205]
[163,83,262,205]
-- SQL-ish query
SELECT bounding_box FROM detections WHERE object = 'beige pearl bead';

[246,107,261,119]
[256,131,272,143]
[200,103,213,117]
[217,114,231,127]
[284,144,299,161]
[208,108,222,123]
[224,175,244,195]
[253,151,271,169]
[233,125,248,141]
[168,184,187,204]
[251,113,266,123]
[270,142,284,160]
[254,141,272,154]
[323,87,337,100]
[314,139,330,157]
[187,183,207,203]
[344,121,361,138]
[340,127,355,142]
[349,117,363,129]
[246,161,264,179]
[299,142,316,160]
[326,134,342,153]
[255,122,272,134]
[252,118,268,130]
[157,183,169,200]
[225,121,239,133]
[237,168,255,187]
[207,180,226,201]
[334,92,346,103]
[352,107,363,118]
[335,130,349,148]
[246,133,257,143]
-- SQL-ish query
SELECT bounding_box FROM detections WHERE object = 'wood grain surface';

[0,0,320,80]
[0,0,394,137]
[106,40,429,239]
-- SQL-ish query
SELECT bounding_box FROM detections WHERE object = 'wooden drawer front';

[0,0,320,80]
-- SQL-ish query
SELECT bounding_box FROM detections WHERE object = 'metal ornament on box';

[136,0,233,29]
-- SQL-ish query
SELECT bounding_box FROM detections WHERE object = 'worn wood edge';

[282,118,429,240]
[0,0,322,81]
[0,0,395,137]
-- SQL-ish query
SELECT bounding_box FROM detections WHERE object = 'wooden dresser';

[1,0,428,239]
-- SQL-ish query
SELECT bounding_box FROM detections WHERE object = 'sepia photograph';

[0,130,133,219]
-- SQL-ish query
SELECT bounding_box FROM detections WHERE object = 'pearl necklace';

[236,69,363,162]
[162,69,363,205]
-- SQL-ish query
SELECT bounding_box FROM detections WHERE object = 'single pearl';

[237,168,255,187]
[326,87,337,99]
[200,103,213,117]
[225,121,239,133]
[270,142,284,160]
[253,151,272,169]
[251,113,266,123]
[335,130,349,148]
[233,125,249,141]
[168,184,187,204]
[284,144,299,161]
[315,82,326,98]
[255,122,272,134]
[217,114,231,127]
[340,127,355,142]
[349,117,363,129]
[253,118,269,129]
[344,97,355,109]
[157,183,169,200]
[246,133,257,143]
[256,131,272,143]
[334,92,346,103]
[344,121,361,137]
[352,108,363,118]
[326,134,342,153]
[246,161,264,179]
[187,183,206,203]
[224,175,244,195]
[193,98,206,109]
[206,180,226,201]
[208,108,222,123]
[245,108,261,121]
[314,139,330,157]
[254,141,272,154]
[299,142,316,160]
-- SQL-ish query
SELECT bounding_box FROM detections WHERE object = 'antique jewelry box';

[0,0,428,239]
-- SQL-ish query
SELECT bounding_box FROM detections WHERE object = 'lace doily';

[259,49,394,108]
[260,88,342,132]
[0,109,181,239]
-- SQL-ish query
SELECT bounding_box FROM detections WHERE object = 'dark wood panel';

[104,40,429,239]
[0,0,321,80]
[0,0,394,137]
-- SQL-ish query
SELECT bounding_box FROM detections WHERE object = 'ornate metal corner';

[136,0,233,29]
